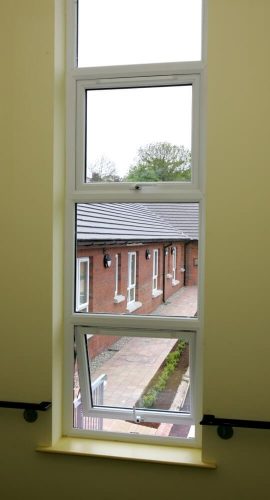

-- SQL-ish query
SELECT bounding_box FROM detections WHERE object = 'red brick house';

[75,203,198,317]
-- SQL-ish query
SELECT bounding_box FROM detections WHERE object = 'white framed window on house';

[153,249,158,292]
[114,254,125,304]
[152,249,163,298]
[172,247,179,286]
[114,254,119,298]
[75,257,89,312]
[172,247,176,280]
[126,252,142,313]
[127,252,136,305]
[66,0,206,447]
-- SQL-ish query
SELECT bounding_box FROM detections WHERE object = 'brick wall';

[185,242,198,286]
[77,241,198,315]
[87,334,120,359]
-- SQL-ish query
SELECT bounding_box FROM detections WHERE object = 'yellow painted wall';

[0,1,269,499]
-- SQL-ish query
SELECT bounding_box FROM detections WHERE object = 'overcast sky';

[78,0,202,177]
[86,85,192,176]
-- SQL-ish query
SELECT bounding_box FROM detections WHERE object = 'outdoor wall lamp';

[103,254,112,268]
[145,249,151,260]
[164,248,168,256]
[171,247,176,254]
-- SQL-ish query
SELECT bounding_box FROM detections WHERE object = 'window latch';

[133,406,144,424]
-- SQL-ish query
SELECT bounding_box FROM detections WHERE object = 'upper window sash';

[66,1,206,198]
[73,74,201,194]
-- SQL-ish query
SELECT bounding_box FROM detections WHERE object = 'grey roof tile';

[143,203,199,239]
[77,203,198,244]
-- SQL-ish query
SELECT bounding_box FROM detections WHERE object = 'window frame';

[114,254,125,304]
[114,254,119,299]
[75,75,201,193]
[75,325,195,425]
[75,257,89,312]
[127,252,136,306]
[171,247,180,286]
[152,249,159,293]
[65,0,207,447]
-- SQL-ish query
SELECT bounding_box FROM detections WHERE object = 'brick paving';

[94,337,178,408]
[88,286,197,436]
[152,285,197,317]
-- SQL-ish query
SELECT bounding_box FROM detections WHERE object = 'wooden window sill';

[37,437,216,468]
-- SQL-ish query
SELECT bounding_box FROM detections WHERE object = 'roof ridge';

[139,203,189,239]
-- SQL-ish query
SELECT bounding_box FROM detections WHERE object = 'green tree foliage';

[125,142,191,182]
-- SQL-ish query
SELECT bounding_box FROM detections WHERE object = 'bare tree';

[87,156,121,182]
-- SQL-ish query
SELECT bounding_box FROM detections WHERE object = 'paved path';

[93,337,178,408]
[152,285,197,317]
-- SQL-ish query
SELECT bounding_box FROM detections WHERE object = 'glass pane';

[129,287,135,303]
[154,251,158,275]
[86,86,192,183]
[75,203,199,317]
[79,261,88,304]
[86,335,190,412]
[78,0,202,67]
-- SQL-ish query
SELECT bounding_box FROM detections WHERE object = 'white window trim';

[64,0,207,449]
[75,326,195,426]
[76,257,89,312]
[114,254,125,303]
[152,249,163,298]
[127,252,136,307]
[114,254,119,298]
[152,249,158,292]
[172,247,180,286]
[75,74,201,195]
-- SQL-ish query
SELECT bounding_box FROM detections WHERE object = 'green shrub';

[141,340,187,408]
[142,388,158,408]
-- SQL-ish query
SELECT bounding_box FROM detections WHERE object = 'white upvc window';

[127,252,136,306]
[172,247,177,281]
[114,254,119,298]
[75,326,195,430]
[114,254,125,304]
[65,0,206,446]
[152,249,163,298]
[153,249,159,292]
[172,247,180,286]
[76,258,89,312]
